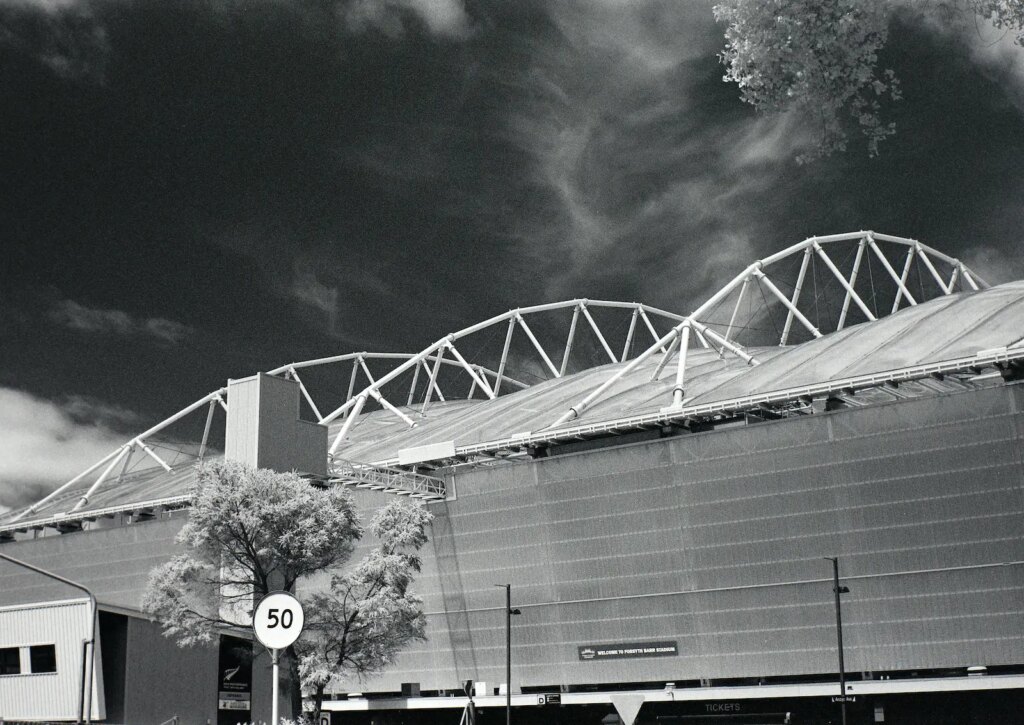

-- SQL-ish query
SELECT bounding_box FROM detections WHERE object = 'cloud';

[61,394,144,428]
[288,254,405,343]
[341,0,471,39]
[49,299,195,344]
[0,387,132,511]
[498,1,818,312]
[0,0,109,83]
[291,260,340,332]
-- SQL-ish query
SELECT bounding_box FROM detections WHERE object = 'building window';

[0,647,19,675]
[29,644,57,674]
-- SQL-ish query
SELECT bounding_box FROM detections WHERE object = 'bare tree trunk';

[312,685,326,725]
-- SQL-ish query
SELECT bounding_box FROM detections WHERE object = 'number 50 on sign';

[253,591,305,650]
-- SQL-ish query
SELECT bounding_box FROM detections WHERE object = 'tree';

[713,0,1024,162]
[295,500,432,721]
[143,461,362,641]
[142,460,433,722]
[142,460,362,718]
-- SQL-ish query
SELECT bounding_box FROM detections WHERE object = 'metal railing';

[328,457,446,500]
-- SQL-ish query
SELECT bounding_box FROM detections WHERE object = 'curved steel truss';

[9,231,992,523]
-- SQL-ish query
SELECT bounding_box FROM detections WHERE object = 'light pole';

[495,584,521,725]
[824,557,850,725]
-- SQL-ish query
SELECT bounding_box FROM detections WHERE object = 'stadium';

[1,231,1023,725]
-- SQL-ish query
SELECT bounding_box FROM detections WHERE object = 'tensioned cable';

[754,276,783,341]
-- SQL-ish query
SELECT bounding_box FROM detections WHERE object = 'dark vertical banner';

[217,635,253,725]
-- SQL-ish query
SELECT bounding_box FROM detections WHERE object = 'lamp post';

[495,584,521,725]
[824,557,850,725]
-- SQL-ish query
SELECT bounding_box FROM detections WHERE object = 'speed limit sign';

[252,591,305,650]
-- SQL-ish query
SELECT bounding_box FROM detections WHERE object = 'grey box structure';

[224,373,327,477]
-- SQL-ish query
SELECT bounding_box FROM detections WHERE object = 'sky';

[2,0,1024,509]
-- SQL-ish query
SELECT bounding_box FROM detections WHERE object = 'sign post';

[253,592,305,725]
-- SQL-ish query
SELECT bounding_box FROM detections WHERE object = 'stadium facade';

[1,232,1023,725]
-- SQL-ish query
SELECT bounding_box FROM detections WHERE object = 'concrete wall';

[122,616,220,725]
[0,515,185,610]
[2,383,1022,707]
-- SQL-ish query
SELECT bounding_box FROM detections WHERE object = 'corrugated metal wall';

[359,383,1024,691]
[0,598,103,721]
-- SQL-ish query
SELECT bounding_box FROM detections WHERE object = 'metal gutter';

[322,675,1024,711]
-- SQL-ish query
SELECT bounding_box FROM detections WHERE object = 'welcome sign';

[578,641,678,661]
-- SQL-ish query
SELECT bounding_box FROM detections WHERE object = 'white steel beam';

[516,314,560,378]
[671,323,692,407]
[330,393,367,454]
[867,238,918,311]
[724,276,750,344]
[198,399,217,461]
[115,444,135,483]
[689,319,758,365]
[421,347,446,415]
[837,239,867,330]
[138,441,172,472]
[550,325,681,427]
[917,246,953,294]
[368,389,416,427]
[780,248,812,345]
[289,367,323,421]
[446,343,495,400]
[947,263,960,293]
[753,269,823,338]
[344,359,360,415]
[621,308,639,362]
[421,360,446,402]
[650,330,680,381]
[358,356,377,385]
[560,305,581,376]
[581,304,617,363]
[962,267,981,291]
[16,387,226,520]
[71,446,131,512]
[407,362,421,407]
[638,308,669,353]
[321,391,361,425]
[813,242,876,323]
[493,317,516,396]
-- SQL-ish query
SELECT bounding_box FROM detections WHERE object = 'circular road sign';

[252,591,305,650]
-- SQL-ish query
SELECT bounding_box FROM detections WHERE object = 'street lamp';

[824,557,851,725]
[495,584,522,725]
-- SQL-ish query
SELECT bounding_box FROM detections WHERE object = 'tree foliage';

[142,460,361,646]
[296,501,432,720]
[142,461,432,722]
[714,0,1024,162]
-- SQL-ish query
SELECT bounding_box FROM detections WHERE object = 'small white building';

[0,597,104,721]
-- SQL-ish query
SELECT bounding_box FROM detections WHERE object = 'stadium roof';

[4,231,1023,535]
